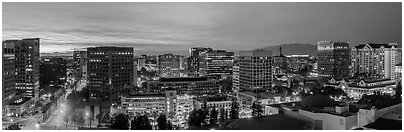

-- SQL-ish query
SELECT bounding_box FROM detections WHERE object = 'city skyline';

[2,2,402,130]
[3,2,402,54]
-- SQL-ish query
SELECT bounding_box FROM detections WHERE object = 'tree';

[219,108,225,123]
[229,98,239,119]
[79,116,85,128]
[219,78,233,93]
[156,114,174,130]
[166,120,174,130]
[131,115,152,130]
[202,100,208,110]
[102,112,112,124]
[224,109,229,120]
[358,92,400,109]
[251,101,263,117]
[111,113,129,130]
[209,108,218,127]
[96,112,103,126]
[5,123,21,130]
[157,114,168,130]
[394,81,402,101]
[188,109,207,127]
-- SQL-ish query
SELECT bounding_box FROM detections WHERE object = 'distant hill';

[257,43,317,56]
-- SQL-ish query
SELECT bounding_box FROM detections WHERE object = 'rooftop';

[354,43,395,49]
[381,108,402,121]
[9,97,31,106]
[159,77,208,82]
[364,118,402,130]
[226,114,311,130]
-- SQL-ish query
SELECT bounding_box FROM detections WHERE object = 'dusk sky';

[2,2,402,55]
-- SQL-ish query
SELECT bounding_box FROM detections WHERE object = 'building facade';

[351,43,399,80]
[325,78,397,100]
[147,77,221,96]
[238,50,273,93]
[157,54,181,78]
[121,89,193,129]
[73,50,88,81]
[3,38,40,100]
[137,55,157,71]
[39,57,67,89]
[285,55,311,72]
[2,41,16,104]
[199,50,234,79]
[87,46,134,106]
[188,47,213,74]
[317,41,350,80]
[232,63,240,93]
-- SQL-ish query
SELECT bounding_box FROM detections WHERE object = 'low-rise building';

[357,103,402,128]
[237,92,298,108]
[121,93,168,115]
[395,63,401,81]
[325,78,397,100]
[5,97,34,117]
[120,89,194,129]
[193,96,232,110]
[297,103,358,130]
[147,77,221,96]
[173,94,194,128]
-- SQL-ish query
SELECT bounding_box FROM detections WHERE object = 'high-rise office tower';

[157,54,181,78]
[180,56,188,77]
[351,43,399,80]
[73,50,88,80]
[317,41,350,80]
[238,50,273,93]
[87,46,134,106]
[188,47,213,74]
[138,55,157,71]
[200,50,234,79]
[2,41,16,104]
[39,57,67,88]
[232,57,240,93]
[3,38,40,100]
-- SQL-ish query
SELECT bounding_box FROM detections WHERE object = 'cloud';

[2,2,401,53]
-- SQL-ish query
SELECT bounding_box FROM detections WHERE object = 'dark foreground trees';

[251,101,263,117]
[156,114,174,130]
[131,115,152,130]
[110,113,129,130]
[5,123,21,130]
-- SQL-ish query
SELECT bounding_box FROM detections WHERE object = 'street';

[21,100,70,130]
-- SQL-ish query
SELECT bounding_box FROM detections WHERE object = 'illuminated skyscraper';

[2,41,16,104]
[157,54,181,78]
[87,46,134,106]
[317,41,350,80]
[238,50,273,93]
[188,47,213,75]
[200,50,234,79]
[3,38,40,100]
